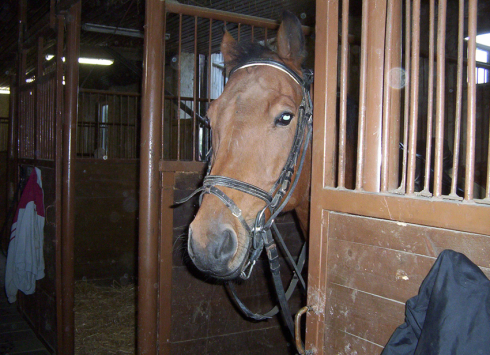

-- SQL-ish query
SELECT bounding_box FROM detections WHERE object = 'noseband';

[178,59,313,339]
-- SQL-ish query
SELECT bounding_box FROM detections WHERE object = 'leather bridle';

[178,58,313,340]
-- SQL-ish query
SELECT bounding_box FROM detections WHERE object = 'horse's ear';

[221,31,238,76]
[276,11,306,71]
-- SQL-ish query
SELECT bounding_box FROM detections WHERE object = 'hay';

[75,280,136,354]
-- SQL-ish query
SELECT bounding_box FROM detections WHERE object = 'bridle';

[177,58,313,340]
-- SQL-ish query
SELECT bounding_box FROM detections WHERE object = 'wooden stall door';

[305,0,490,354]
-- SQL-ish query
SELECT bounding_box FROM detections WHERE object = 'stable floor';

[0,253,51,355]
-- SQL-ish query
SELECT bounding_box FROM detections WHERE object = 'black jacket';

[382,249,490,355]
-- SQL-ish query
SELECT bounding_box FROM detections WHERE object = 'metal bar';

[406,0,420,194]
[450,0,465,199]
[433,0,447,197]
[137,0,164,352]
[421,0,435,196]
[193,16,197,161]
[486,108,490,199]
[380,0,394,192]
[465,0,477,201]
[35,36,42,162]
[158,12,171,353]
[158,172,174,355]
[61,2,80,354]
[363,0,387,192]
[165,2,312,35]
[54,15,64,351]
[177,14,182,161]
[386,0,402,191]
[356,0,369,190]
[337,0,349,189]
[399,0,411,193]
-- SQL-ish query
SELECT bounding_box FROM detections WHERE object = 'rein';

[177,59,313,341]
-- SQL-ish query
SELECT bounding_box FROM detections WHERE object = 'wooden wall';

[74,160,139,282]
[322,212,490,353]
[168,171,305,354]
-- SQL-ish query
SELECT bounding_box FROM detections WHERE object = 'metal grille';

[328,0,489,203]
[77,89,140,160]
[18,85,36,159]
[162,5,280,163]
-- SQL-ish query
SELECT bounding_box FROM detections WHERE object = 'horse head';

[188,11,311,280]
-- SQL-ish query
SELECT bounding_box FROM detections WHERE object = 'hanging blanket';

[382,249,490,355]
[5,168,45,303]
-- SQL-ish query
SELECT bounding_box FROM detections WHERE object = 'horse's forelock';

[224,41,276,71]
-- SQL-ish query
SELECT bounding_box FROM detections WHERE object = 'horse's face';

[188,12,306,280]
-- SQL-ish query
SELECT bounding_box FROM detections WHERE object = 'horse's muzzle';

[188,224,241,279]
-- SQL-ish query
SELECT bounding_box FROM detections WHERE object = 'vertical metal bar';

[486,109,490,200]
[421,0,435,196]
[61,2,80,354]
[386,0,403,191]
[381,0,394,192]
[251,25,254,41]
[406,0,420,194]
[399,0,411,192]
[193,16,198,161]
[465,0,477,201]
[238,23,241,41]
[127,96,130,158]
[356,0,369,190]
[433,0,447,197]
[137,0,164,353]
[363,0,387,192]
[207,18,212,105]
[35,37,42,161]
[55,15,64,351]
[177,14,182,161]
[158,11,171,354]
[337,0,349,189]
[450,0,465,198]
[119,94,123,158]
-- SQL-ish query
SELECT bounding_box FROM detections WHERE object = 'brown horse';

[187,12,311,281]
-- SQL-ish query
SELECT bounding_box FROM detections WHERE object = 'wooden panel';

[325,282,404,348]
[321,212,490,353]
[329,213,490,270]
[74,160,139,281]
[324,327,384,354]
[327,238,433,303]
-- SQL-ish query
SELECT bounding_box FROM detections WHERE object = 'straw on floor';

[75,280,136,354]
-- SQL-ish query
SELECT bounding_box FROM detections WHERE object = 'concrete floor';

[0,252,51,355]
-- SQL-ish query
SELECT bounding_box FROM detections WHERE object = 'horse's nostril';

[210,228,237,262]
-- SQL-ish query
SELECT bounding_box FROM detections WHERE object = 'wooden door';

[305,0,490,354]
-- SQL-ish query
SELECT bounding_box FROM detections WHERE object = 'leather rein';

[177,59,313,341]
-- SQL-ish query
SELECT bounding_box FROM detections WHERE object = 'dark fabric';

[382,250,490,355]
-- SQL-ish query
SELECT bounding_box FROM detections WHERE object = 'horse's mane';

[224,41,277,70]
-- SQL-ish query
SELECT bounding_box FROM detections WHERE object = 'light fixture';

[82,23,144,38]
[0,87,10,94]
[82,23,170,40]
[45,54,113,66]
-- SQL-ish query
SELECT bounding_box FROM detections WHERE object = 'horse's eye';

[275,112,294,126]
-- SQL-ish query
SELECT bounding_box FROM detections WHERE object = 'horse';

[186,11,312,284]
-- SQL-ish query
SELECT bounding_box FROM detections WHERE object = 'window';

[476,48,489,84]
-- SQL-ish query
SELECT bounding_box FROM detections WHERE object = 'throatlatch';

[177,59,313,341]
